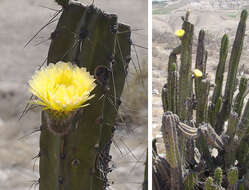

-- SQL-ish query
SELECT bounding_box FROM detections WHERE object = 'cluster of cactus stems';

[36,1,132,189]
[153,9,249,190]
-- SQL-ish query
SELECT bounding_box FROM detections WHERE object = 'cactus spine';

[39,1,131,190]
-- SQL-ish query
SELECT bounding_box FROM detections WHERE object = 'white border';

[148,0,152,189]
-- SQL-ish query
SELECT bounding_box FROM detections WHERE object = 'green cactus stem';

[167,52,178,113]
[196,78,210,125]
[234,76,248,117]
[161,112,184,190]
[225,112,239,168]
[216,10,248,134]
[184,173,198,190]
[178,20,194,121]
[214,167,223,186]
[195,29,206,74]
[161,84,168,112]
[205,177,214,190]
[208,34,229,127]
[39,2,130,190]
[227,167,238,188]
[195,30,210,126]
[236,98,249,142]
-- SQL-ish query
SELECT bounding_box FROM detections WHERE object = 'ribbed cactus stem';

[214,167,223,186]
[205,177,214,190]
[195,29,206,74]
[225,112,239,168]
[178,20,194,121]
[216,10,248,134]
[209,34,229,127]
[234,76,248,117]
[161,112,183,190]
[167,52,178,113]
[39,2,130,190]
[195,29,209,126]
[226,112,239,138]
[236,134,249,178]
[161,84,168,112]
[227,167,238,187]
[184,173,197,190]
[196,78,210,125]
[236,98,249,141]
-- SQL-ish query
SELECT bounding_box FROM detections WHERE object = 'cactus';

[153,9,249,190]
[205,177,215,190]
[214,167,223,186]
[215,10,248,134]
[208,34,229,127]
[227,167,239,189]
[178,17,194,121]
[36,2,131,190]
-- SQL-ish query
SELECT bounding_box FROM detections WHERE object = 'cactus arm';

[195,29,206,74]
[161,112,184,189]
[234,76,248,117]
[40,2,130,190]
[216,10,248,134]
[184,173,197,190]
[167,52,178,113]
[227,167,238,190]
[178,21,194,121]
[236,99,249,142]
[165,45,181,113]
[196,79,210,125]
[214,167,223,186]
[208,34,229,127]
[205,177,215,190]
[161,84,168,112]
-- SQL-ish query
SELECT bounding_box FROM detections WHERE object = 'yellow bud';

[175,29,185,38]
[193,69,203,78]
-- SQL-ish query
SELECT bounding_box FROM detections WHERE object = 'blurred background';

[152,0,249,138]
[0,0,147,189]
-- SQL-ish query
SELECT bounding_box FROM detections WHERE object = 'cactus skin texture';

[153,9,249,190]
[39,2,131,190]
[227,167,238,188]
[208,34,229,127]
[178,19,194,121]
[205,177,214,190]
[215,10,248,134]
[234,76,248,117]
[214,167,223,186]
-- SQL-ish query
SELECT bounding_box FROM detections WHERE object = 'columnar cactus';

[153,9,249,190]
[30,1,131,190]
[215,9,248,134]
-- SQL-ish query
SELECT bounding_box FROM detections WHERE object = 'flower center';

[56,73,73,87]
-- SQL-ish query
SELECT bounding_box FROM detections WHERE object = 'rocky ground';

[152,0,249,139]
[0,0,147,189]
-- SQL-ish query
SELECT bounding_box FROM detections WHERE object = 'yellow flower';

[193,69,203,78]
[175,29,185,38]
[29,61,96,113]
